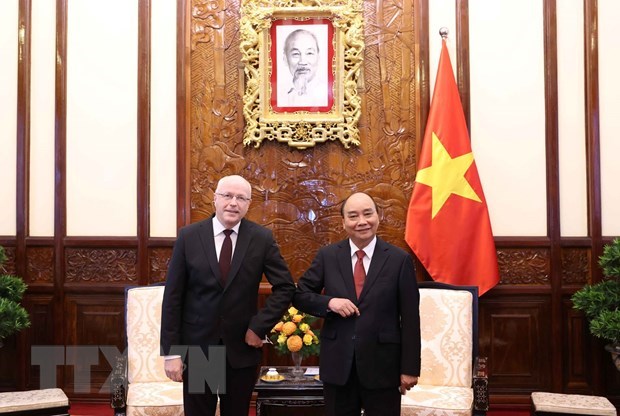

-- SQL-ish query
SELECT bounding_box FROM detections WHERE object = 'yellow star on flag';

[415,132,482,218]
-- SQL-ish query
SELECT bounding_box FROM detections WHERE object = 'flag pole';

[439,27,449,39]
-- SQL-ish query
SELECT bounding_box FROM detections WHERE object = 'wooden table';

[254,366,325,416]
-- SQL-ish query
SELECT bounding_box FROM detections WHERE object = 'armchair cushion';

[0,388,69,415]
[401,385,473,416]
[126,381,183,416]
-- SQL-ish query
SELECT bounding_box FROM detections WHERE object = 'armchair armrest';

[111,352,128,416]
[473,356,489,414]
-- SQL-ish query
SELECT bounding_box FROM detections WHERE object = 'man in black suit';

[160,175,296,416]
[294,192,421,416]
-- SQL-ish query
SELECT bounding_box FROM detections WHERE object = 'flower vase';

[291,351,303,378]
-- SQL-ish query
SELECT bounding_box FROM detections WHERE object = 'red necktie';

[354,250,366,298]
[219,229,233,285]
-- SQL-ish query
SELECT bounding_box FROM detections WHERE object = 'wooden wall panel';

[64,295,125,397]
[563,298,591,391]
[480,297,552,394]
[0,335,18,390]
[23,294,55,390]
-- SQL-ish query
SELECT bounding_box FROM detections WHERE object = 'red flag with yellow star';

[405,40,499,295]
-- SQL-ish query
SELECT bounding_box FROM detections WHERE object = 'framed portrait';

[271,19,334,113]
[240,0,364,149]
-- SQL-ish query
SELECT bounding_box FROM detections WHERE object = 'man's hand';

[399,374,418,395]
[164,357,183,382]
[327,298,360,317]
[245,329,263,348]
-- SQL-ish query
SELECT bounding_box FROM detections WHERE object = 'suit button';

[352,335,356,340]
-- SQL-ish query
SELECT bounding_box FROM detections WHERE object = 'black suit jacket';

[293,237,421,389]
[160,217,295,368]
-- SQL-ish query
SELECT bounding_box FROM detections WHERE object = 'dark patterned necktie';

[219,229,233,285]
[354,250,366,298]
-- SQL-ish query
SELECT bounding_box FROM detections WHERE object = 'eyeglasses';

[215,192,251,203]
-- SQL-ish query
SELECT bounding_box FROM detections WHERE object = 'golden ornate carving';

[240,0,364,149]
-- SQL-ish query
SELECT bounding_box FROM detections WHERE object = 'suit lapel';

[224,218,252,290]
[337,240,358,300]
[358,238,389,301]
[197,218,224,286]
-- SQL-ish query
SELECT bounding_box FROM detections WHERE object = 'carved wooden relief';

[561,247,590,284]
[149,247,173,283]
[190,0,419,278]
[65,249,138,283]
[26,247,54,283]
[496,248,550,285]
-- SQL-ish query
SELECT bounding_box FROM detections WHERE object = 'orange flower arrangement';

[270,306,320,358]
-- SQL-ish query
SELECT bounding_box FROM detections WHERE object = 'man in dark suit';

[294,192,421,416]
[160,175,296,416]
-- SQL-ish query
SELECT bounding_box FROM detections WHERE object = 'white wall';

[30,0,56,236]
[0,0,18,236]
[469,0,547,236]
[599,0,620,236]
[557,0,588,237]
[66,0,139,236]
[150,0,178,237]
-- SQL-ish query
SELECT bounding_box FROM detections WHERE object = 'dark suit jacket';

[160,217,295,368]
[293,237,421,389]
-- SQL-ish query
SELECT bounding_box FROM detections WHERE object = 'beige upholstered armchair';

[401,281,489,416]
[112,285,184,416]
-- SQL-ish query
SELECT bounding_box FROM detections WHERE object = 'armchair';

[401,281,489,416]
[111,285,184,416]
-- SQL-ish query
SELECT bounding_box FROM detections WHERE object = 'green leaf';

[0,298,31,339]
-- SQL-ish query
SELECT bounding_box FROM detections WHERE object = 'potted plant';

[571,238,620,369]
[0,246,30,347]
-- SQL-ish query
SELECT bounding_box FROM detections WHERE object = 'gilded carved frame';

[240,0,364,149]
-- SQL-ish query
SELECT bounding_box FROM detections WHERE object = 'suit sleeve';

[160,228,187,356]
[248,231,296,338]
[399,254,421,376]
[293,249,332,317]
